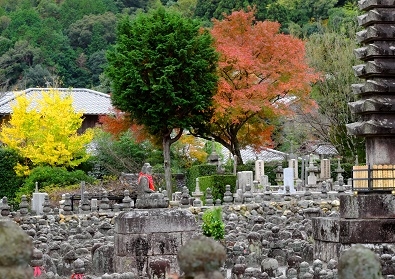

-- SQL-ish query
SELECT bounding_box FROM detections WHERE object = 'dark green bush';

[199,174,236,203]
[0,148,23,204]
[186,164,217,192]
[14,166,95,203]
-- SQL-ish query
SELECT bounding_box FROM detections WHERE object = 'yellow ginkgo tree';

[0,89,94,175]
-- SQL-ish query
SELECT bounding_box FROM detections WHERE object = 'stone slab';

[340,193,395,219]
[114,255,179,275]
[313,217,395,243]
[366,137,395,165]
[312,217,340,242]
[31,193,47,215]
[313,240,343,262]
[115,208,197,234]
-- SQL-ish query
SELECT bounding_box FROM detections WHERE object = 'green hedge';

[198,174,236,203]
[0,148,23,204]
[14,166,95,204]
[186,164,217,192]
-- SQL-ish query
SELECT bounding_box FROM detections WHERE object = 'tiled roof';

[313,144,338,155]
[222,146,288,163]
[297,141,338,156]
[0,88,113,115]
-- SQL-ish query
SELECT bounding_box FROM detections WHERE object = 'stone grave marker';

[281,168,295,194]
[255,160,264,183]
[320,159,331,181]
[288,158,298,179]
[32,192,47,215]
[237,171,253,193]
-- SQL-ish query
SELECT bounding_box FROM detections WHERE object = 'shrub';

[186,164,217,192]
[14,166,95,204]
[198,175,236,203]
[202,207,225,240]
[0,147,23,205]
[91,130,162,177]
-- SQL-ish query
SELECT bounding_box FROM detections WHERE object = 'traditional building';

[0,88,113,133]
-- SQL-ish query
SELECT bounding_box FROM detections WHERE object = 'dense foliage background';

[0,0,364,206]
[0,0,357,92]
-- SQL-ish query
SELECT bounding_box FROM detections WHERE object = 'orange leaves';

[98,109,132,138]
[207,9,319,156]
[98,108,157,144]
[211,9,319,116]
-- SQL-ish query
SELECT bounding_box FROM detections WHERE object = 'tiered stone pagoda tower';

[348,0,395,168]
[313,0,395,264]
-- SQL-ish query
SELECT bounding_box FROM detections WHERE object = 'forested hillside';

[0,0,357,92]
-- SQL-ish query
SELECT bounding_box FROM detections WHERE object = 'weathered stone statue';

[138,163,155,193]
[135,163,169,209]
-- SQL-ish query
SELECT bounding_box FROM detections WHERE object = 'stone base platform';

[313,193,395,261]
[114,208,198,276]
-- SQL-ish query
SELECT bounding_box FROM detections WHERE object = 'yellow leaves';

[14,163,31,177]
[178,134,208,163]
[0,89,93,173]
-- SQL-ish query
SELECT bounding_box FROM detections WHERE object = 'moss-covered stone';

[338,244,383,279]
[0,219,32,278]
[177,235,226,279]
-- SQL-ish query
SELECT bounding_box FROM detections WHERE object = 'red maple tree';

[193,9,319,164]
[98,109,153,143]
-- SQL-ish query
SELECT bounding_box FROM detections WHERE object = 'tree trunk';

[162,128,183,200]
[163,134,172,199]
[234,147,243,165]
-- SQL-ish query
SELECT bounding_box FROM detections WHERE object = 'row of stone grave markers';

[0,156,349,215]
[0,179,348,218]
[1,188,390,279]
[252,157,345,189]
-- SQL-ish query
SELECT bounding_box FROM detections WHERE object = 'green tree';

[194,0,220,22]
[305,24,365,163]
[36,0,61,19]
[59,0,117,29]
[21,64,53,88]
[0,40,43,89]
[106,8,218,197]
[91,130,158,177]
[167,0,198,18]
[67,12,117,54]
[1,8,43,42]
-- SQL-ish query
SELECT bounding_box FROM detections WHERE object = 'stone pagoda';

[313,0,395,263]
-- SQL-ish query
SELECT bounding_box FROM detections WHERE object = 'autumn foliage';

[98,109,160,144]
[206,9,319,161]
[0,89,93,175]
[98,109,133,138]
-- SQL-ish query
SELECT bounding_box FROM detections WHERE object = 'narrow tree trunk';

[232,138,244,165]
[162,128,183,200]
[234,147,243,165]
[162,135,172,199]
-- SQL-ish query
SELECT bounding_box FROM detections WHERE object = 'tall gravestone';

[313,0,395,262]
[282,168,296,194]
[255,160,265,184]
[320,159,331,181]
[237,171,253,193]
[288,158,298,180]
